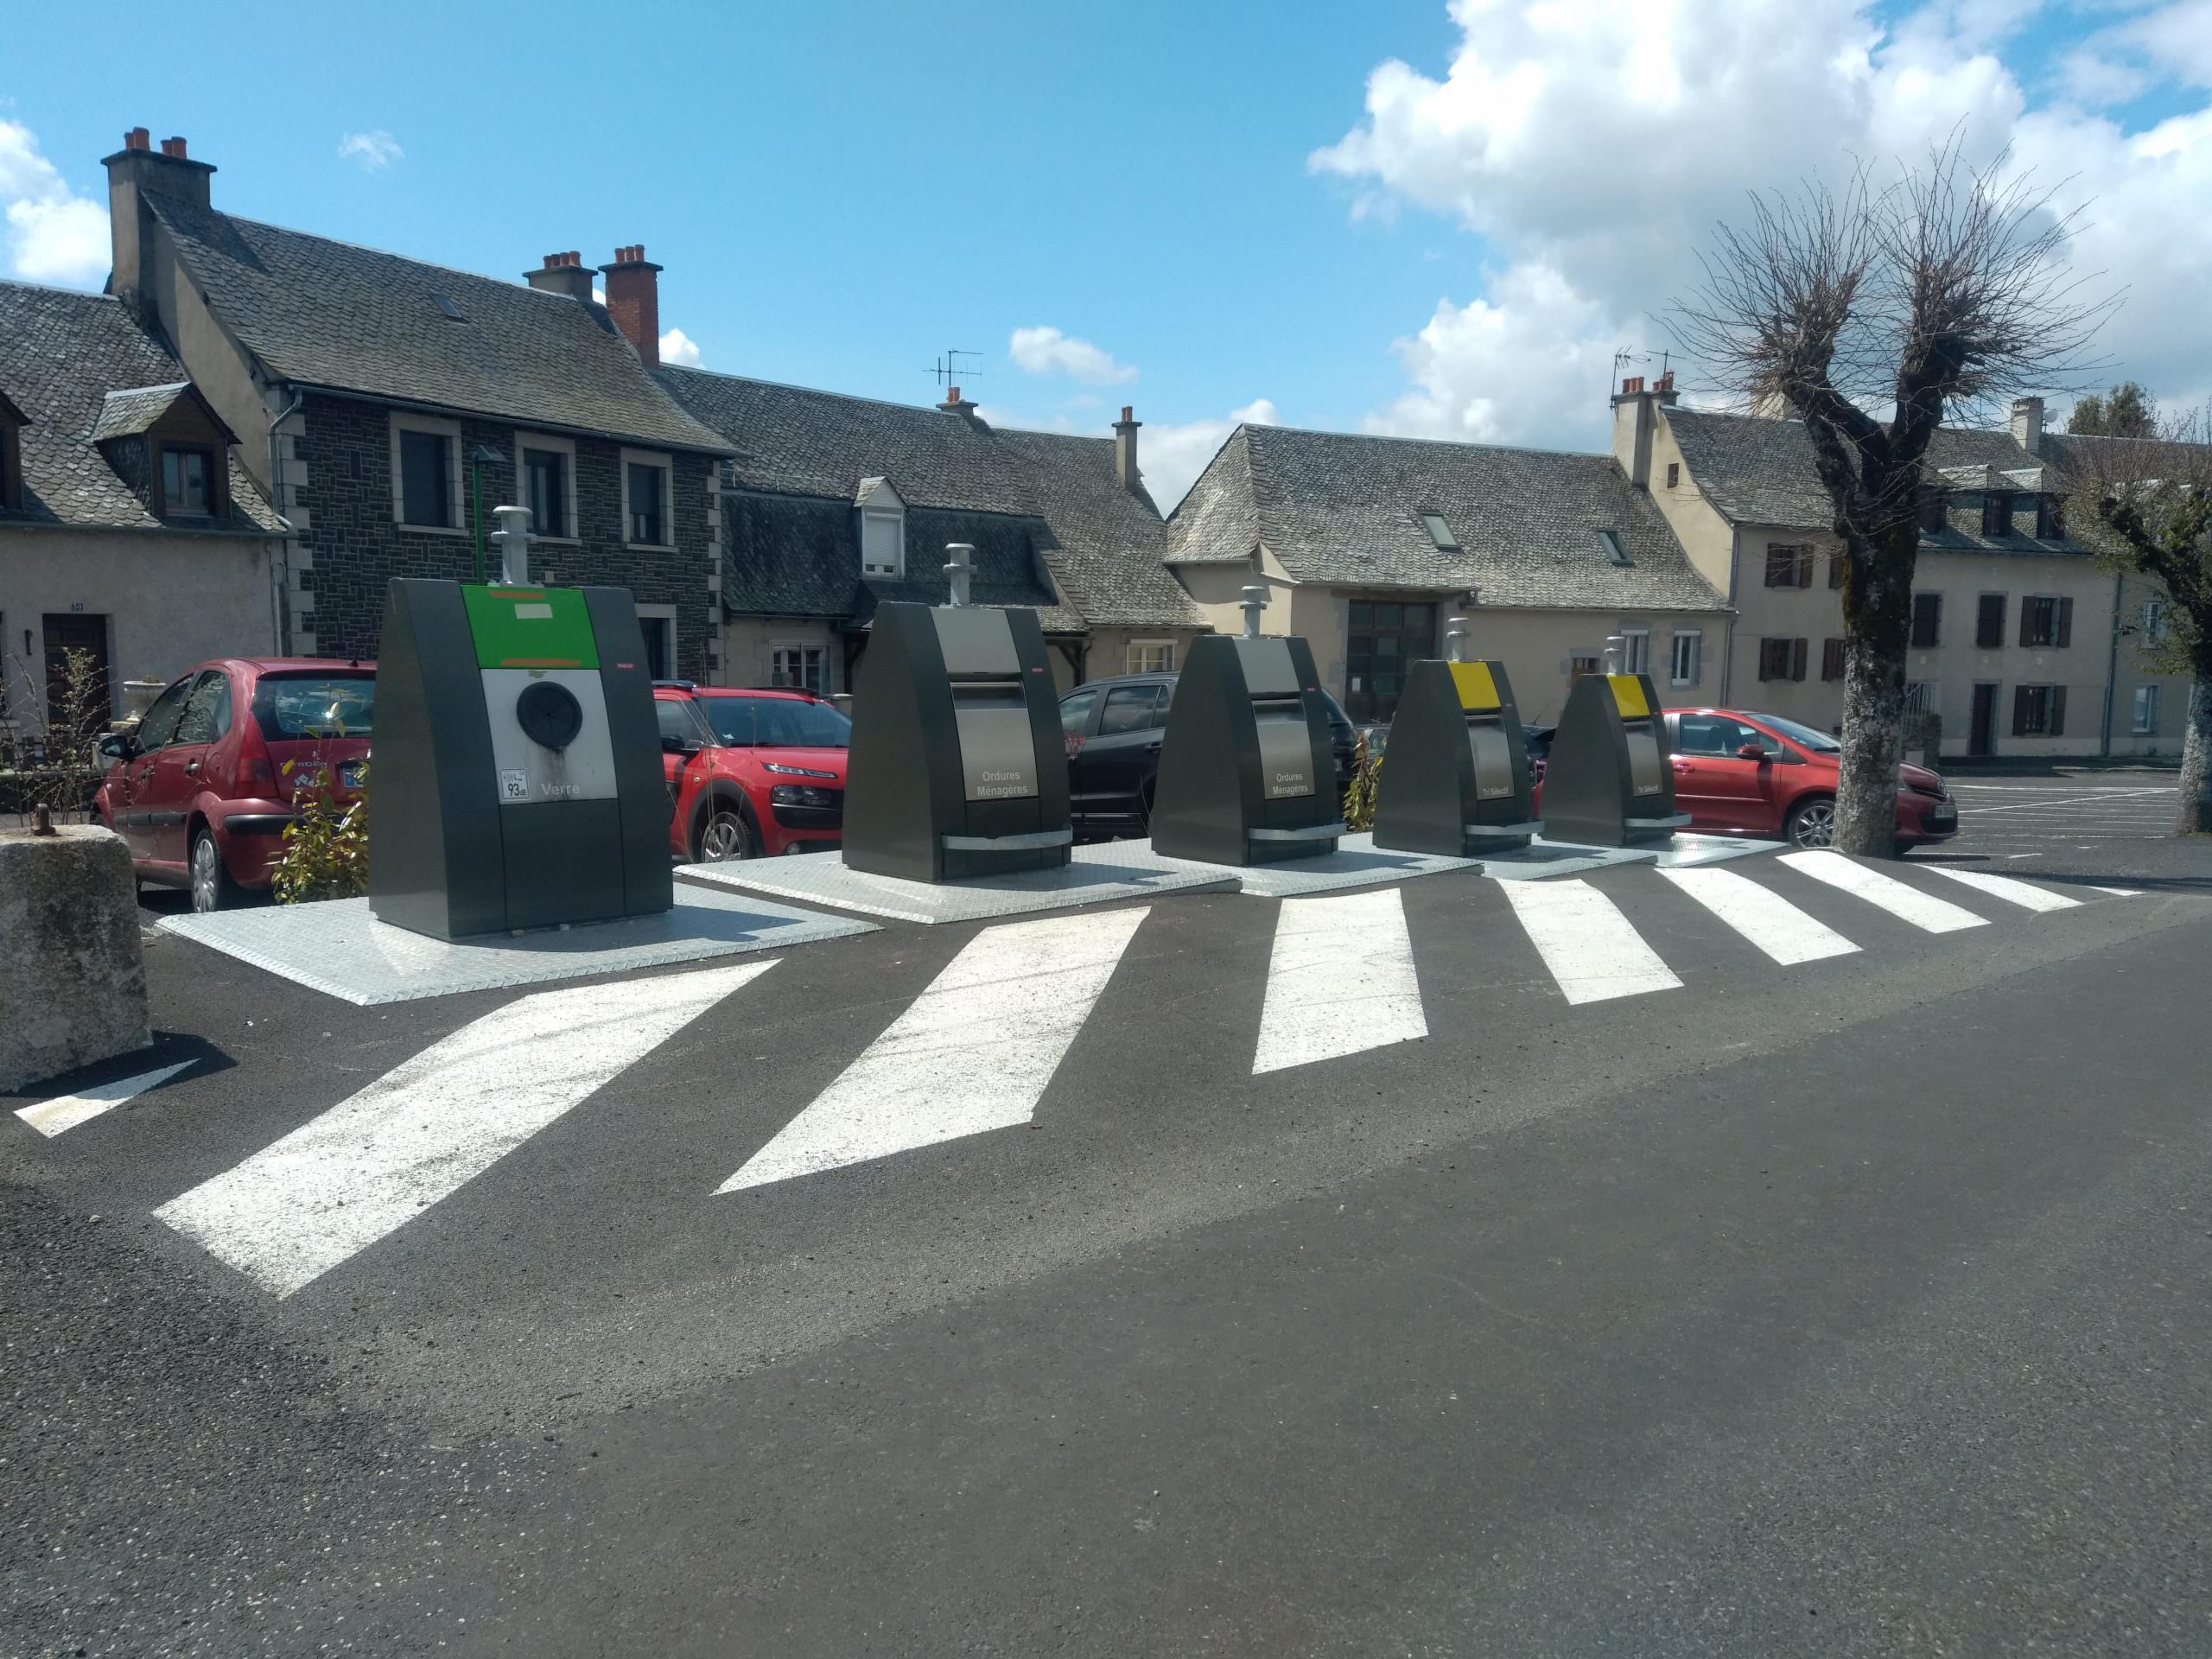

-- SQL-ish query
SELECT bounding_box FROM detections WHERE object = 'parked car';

[92,658,374,910]
[1531,706,1954,849]
[1059,671,1359,839]
[654,683,850,861]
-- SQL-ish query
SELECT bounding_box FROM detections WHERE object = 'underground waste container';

[1371,620,1540,856]
[1537,644,1688,848]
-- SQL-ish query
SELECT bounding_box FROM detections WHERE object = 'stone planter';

[0,823,149,1092]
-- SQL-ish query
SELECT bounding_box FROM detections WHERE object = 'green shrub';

[270,761,369,904]
[1342,733,1382,831]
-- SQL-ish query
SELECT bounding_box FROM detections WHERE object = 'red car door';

[116,674,196,863]
[1669,713,1781,834]
[143,671,228,871]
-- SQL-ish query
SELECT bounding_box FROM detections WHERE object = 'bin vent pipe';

[1444,616,1469,663]
[1603,633,1624,675]
[490,505,534,587]
[944,543,975,607]
[1240,583,1267,639]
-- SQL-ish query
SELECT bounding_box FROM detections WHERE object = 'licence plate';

[1927,805,1955,824]
[338,760,365,788]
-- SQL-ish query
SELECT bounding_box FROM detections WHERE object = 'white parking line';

[1656,866,1860,964]
[1501,879,1682,1005]
[15,1059,196,1139]
[156,963,770,1296]
[720,906,1148,1193]
[1959,790,2173,815]
[1253,889,1426,1075]
[1777,851,1989,933]
[1922,868,2082,912]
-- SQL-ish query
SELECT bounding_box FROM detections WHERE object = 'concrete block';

[0,824,150,1091]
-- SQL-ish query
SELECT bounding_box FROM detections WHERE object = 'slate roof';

[143,194,728,454]
[88,381,235,443]
[1666,407,2088,555]
[1168,423,1727,613]
[994,429,1206,630]
[0,280,282,533]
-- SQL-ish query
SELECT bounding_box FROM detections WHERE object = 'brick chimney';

[526,250,595,302]
[103,127,216,307]
[599,244,663,365]
[1113,404,1142,493]
[2010,394,2044,455]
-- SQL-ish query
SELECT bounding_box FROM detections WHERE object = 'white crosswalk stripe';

[1253,889,1427,1075]
[1656,866,1859,964]
[1922,867,2082,912]
[1499,877,1683,1004]
[156,963,771,1297]
[720,906,1149,1193]
[1777,850,1988,933]
[15,1059,197,1139]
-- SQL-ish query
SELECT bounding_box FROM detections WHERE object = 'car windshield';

[1755,713,1841,753]
[253,673,374,739]
[705,696,851,749]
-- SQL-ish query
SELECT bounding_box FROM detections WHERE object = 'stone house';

[96,128,731,680]
[1166,422,1734,726]
[1619,377,2122,758]
[0,279,285,741]
[649,365,1210,695]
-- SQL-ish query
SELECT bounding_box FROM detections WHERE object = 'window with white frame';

[620,448,674,547]
[1127,639,1176,674]
[1618,628,1650,675]
[632,603,677,682]
[2141,597,2168,645]
[389,413,463,531]
[1669,630,1700,688]
[861,509,904,576]
[771,644,825,692]
[517,433,577,541]
[2132,683,2160,734]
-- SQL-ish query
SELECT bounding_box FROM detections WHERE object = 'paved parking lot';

[1929,772,2200,888]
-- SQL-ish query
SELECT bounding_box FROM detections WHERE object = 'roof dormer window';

[161,444,213,517]
[1420,512,1458,550]
[1596,528,1631,566]
[855,476,907,578]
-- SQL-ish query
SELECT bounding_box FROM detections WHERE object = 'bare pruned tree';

[2063,405,2212,833]
[1673,141,2112,854]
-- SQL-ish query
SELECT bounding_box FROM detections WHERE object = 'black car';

[1058,671,1359,839]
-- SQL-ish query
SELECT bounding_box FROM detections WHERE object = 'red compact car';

[93,658,374,910]
[654,683,850,861]
[1658,709,1956,849]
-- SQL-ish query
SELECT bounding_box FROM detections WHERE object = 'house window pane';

[1620,632,1650,674]
[400,429,451,526]
[628,462,666,543]
[1127,641,1175,674]
[770,645,824,692]
[162,448,210,515]
[2132,685,2159,734]
[861,511,902,575]
[1669,631,1700,687]
[524,448,568,537]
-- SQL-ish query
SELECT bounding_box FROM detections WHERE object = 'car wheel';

[188,826,240,912]
[695,804,755,862]
[1784,795,1836,849]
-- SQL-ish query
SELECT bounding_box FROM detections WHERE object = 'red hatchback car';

[93,658,374,910]
[653,683,850,862]
[1659,708,1957,849]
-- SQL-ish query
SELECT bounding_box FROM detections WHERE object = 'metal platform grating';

[680,845,1238,925]
[158,887,877,1006]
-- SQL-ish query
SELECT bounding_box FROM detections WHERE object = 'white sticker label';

[514,602,554,620]
[499,768,529,801]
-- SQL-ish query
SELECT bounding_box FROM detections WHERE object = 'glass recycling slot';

[1150,632,1345,867]
[369,576,673,939]
[1538,670,1690,849]
[1372,652,1541,856]
[842,598,1072,883]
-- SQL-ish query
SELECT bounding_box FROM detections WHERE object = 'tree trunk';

[2178,675,2212,836]
[1838,639,1905,854]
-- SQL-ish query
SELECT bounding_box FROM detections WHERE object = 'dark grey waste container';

[370,577,672,940]
[1538,671,1688,848]
[1149,633,1344,866]
[1371,658,1540,856]
[842,601,1072,882]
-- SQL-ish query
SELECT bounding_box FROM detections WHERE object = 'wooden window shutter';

[1828,551,1844,589]
[2050,685,2067,735]
[1796,546,1815,588]
[2019,599,2035,648]
[1758,639,1776,681]
[1821,638,1845,680]
[2012,686,2031,736]
[1978,594,2005,649]
[1792,639,1809,681]
[2056,597,2074,648]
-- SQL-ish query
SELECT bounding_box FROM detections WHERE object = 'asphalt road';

[9,840,2212,1656]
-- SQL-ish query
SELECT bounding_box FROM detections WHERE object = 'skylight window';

[431,292,467,322]
[1421,512,1458,550]
[1596,529,1631,565]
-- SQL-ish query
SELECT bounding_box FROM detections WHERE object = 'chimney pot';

[1121,405,1133,423]
[1622,375,1644,395]
[1112,404,1142,493]
[948,385,960,403]
[161,137,187,159]
[527,249,598,302]
[125,127,150,150]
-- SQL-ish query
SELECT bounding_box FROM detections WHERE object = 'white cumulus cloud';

[1009,325,1138,385]
[1315,0,2212,447]
[0,117,110,287]
[658,327,702,367]
[338,130,404,172]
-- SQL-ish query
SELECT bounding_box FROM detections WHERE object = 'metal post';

[1603,633,1625,675]
[1443,616,1469,663]
[470,455,486,582]
[490,505,534,587]
[944,543,974,608]
[1240,583,1267,640]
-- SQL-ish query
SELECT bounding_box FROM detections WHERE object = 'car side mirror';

[98,733,137,761]
[1736,742,1768,761]
[661,734,700,756]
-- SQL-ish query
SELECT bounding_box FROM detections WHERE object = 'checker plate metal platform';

[158,887,875,1005]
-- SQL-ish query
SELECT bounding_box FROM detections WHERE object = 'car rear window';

[252,673,375,739]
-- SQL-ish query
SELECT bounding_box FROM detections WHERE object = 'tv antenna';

[932,348,984,392]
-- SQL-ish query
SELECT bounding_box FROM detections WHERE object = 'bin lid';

[1449,661,1502,712]
[1607,674,1650,717]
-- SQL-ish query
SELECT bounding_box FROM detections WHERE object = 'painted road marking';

[15,1059,196,1139]
[1777,851,1987,934]
[720,906,1148,1193]
[1656,867,1859,965]
[156,963,769,1297]
[1957,789,2173,814]
[1923,867,2082,912]
[1253,888,1426,1075]
[2093,886,2145,897]
[1500,878,1682,1005]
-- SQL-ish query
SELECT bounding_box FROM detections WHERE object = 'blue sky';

[7,2,2210,507]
